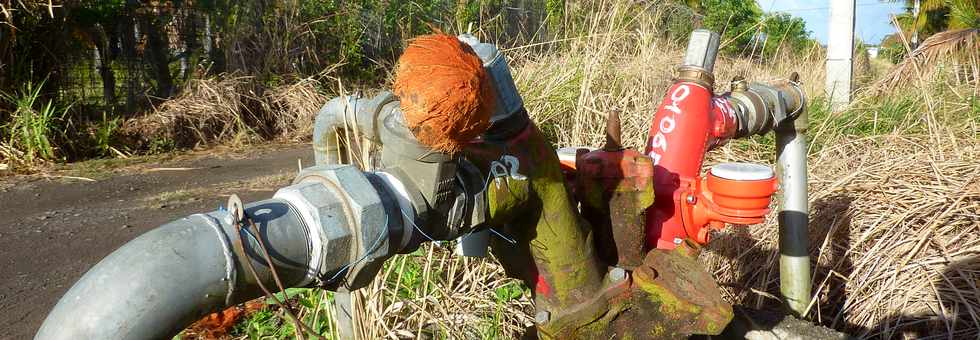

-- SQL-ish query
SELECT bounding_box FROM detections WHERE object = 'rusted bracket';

[537,241,733,339]
[615,241,734,338]
[535,270,633,338]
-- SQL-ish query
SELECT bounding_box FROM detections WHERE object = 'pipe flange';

[676,66,715,89]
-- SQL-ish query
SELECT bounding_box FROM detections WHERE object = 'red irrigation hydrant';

[643,31,780,250]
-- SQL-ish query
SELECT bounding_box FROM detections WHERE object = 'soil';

[0,145,313,339]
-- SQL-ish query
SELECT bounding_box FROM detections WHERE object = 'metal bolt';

[686,194,697,204]
[535,310,551,324]
[603,110,623,151]
[731,75,748,92]
[673,238,683,245]
[609,267,627,282]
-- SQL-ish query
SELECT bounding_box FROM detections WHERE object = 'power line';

[766,2,900,13]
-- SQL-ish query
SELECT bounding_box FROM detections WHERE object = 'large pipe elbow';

[35,199,314,340]
[313,92,397,166]
[36,163,408,340]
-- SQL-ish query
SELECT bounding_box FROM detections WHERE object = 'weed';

[92,112,121,157]
[148,138,177,154]
[0,79,69,166]
[61,156,144,180]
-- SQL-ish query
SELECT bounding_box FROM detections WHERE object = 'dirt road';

[0,145,313,339]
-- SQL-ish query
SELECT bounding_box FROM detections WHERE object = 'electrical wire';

[323,212,390,285]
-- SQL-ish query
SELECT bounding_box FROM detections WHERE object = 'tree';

[694,0,763,54]
[894,0,979,41]
[758,12,816,58]
[678,0,816,57]
[880,0,979,85]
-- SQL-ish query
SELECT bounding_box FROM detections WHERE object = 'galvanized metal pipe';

[775,111,812,316]
[36,164,405,340]
[313,92,396,165]
[35,199,314,340]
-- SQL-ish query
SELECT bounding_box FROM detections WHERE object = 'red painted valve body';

[680,170,778,244]
[643,80,740,249]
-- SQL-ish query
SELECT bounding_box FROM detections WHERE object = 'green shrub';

[0,80,68,164]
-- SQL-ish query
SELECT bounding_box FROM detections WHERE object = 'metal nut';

[295,165,391,288]
[274,180,355,277]
[276,165,393,289]
[535,310,551,324]
[609,267,627,282]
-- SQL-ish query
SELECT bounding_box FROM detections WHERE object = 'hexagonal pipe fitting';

[275,164,404,290]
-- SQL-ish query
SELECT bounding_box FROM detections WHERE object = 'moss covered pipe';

[465,120,607,322]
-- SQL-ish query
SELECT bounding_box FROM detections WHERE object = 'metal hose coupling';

[273,164,411,290]
[725,74,806,138]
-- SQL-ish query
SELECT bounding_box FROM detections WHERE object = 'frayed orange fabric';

[185,299,264,339]
[394,33,496,154]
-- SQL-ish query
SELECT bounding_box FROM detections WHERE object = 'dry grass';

[123,76,257,148]
[879,28,980,90]
[703,133,980,339]
[347,248,533,339]
[122,76,328,150]
[261,78,328,140]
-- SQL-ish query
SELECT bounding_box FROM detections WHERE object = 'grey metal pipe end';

[683,29,721,73]
[312,92,396,166]
[775,116,811,316]
[35,199,313,340]
[457,34,524,123]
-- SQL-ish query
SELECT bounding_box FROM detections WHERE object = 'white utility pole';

[826,0,856,110]
[912,0,921,47]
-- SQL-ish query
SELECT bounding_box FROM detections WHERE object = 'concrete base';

[697,306,853,340]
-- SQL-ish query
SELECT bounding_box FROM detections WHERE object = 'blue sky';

[755,1,908,44]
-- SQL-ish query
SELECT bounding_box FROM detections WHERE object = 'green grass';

[0,79,69,166]
[54,153,165,180]
[214,244,531,340]
[92,111,122,157]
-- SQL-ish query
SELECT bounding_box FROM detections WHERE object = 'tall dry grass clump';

[123,76,257,148]
[262,77,328,140]
[123,76,329,149]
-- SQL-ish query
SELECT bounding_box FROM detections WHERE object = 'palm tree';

[880,0,979,86]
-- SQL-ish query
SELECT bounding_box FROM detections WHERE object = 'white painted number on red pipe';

[649,84,690,165]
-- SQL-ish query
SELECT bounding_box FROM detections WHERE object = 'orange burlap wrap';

[393,33,496,154]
